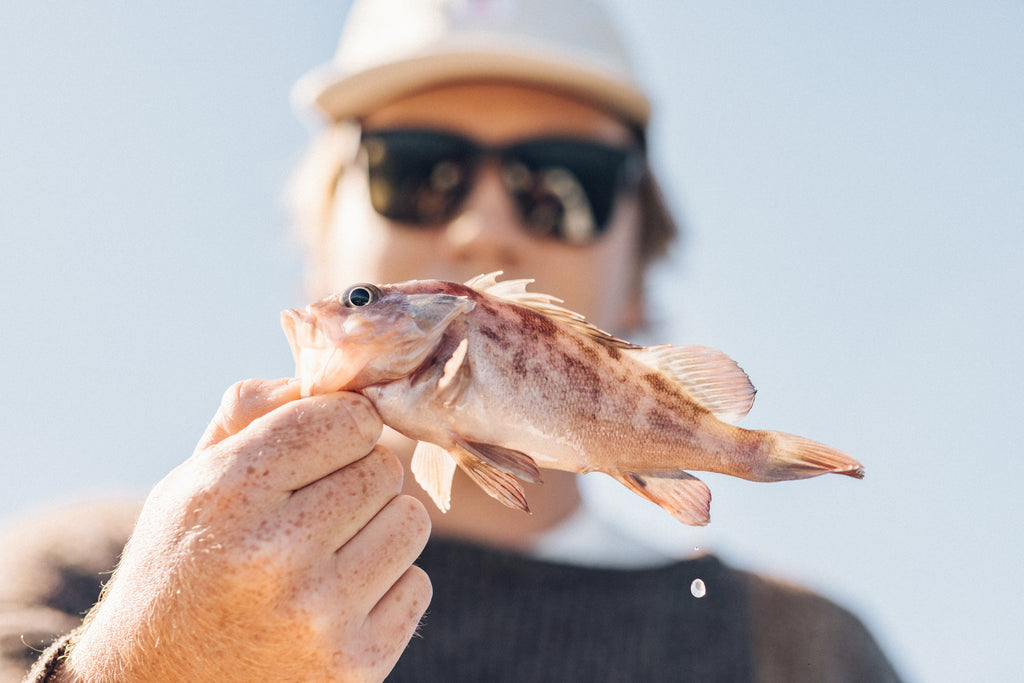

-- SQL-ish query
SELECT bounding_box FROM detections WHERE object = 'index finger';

[195,378,302,452]
[214,390,384,493]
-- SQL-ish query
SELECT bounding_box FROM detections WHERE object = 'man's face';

[325,82,644,333]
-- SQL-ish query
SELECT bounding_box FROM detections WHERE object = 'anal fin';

[613,470,712,526]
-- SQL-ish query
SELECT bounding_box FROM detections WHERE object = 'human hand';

[63,378,432,682]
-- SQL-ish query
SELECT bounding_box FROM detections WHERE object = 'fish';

[280,272,863,526]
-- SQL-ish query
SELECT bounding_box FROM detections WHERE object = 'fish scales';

[401,281,716,473]
[392,279,770,480]
[281,272,864,526]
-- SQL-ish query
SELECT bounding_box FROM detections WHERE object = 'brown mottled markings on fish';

[510,348,529,378]
[475,296,499,315]
[510,304,559,338]
[640,372,672,394]
[557,350,603,420]
[481,294,633,419]
[644,407,679,435]
[641,372,704,422]
[621,382,640,415]
[432,281,468,296]
[577,342,601,364]
[478,325,511,350]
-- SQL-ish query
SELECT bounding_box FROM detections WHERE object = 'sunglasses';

[359,128,644,245]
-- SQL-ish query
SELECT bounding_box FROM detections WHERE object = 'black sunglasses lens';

[361,131,474,225]
[503,140,636,245]
[361,130,640,245]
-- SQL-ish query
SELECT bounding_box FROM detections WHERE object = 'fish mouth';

[280,290,477,398]
[280,307,364,397]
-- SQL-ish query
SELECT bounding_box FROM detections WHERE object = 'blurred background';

[2,2,1021,681]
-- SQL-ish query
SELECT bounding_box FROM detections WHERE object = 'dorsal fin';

[464,271,640,351]
[627,345,756,423]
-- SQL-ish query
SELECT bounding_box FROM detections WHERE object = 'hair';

[286,120,680,295]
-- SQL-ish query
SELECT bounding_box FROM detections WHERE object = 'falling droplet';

[690,578,706,598]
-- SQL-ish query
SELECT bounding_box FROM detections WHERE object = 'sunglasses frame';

[358,127,645,245]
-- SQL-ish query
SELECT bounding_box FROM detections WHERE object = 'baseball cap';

[292,0,651,127]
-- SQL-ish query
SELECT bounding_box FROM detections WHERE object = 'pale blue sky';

[2,2,1021,681]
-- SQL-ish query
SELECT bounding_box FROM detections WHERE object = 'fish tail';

[760,431,865,482]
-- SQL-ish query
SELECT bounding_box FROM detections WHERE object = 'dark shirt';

[3,500,903,682]
[393,539,754,681]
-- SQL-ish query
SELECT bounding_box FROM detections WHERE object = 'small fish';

[281,272,863,526]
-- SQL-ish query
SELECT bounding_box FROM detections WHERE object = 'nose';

[444,162,524,268]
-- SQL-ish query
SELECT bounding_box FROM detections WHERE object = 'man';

[12,1,901,680]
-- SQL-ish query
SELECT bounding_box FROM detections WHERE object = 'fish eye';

[342,283,382,307]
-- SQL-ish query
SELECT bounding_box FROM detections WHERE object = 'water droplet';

[690,578,706,598]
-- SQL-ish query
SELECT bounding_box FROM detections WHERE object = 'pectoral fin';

[412,438,541,514]
[436,337,471,407]
[613,470,712,526]
[411,441,457,513]
[451,445,532,513]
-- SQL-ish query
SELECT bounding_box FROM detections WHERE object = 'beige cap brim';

[293,46,651,127]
